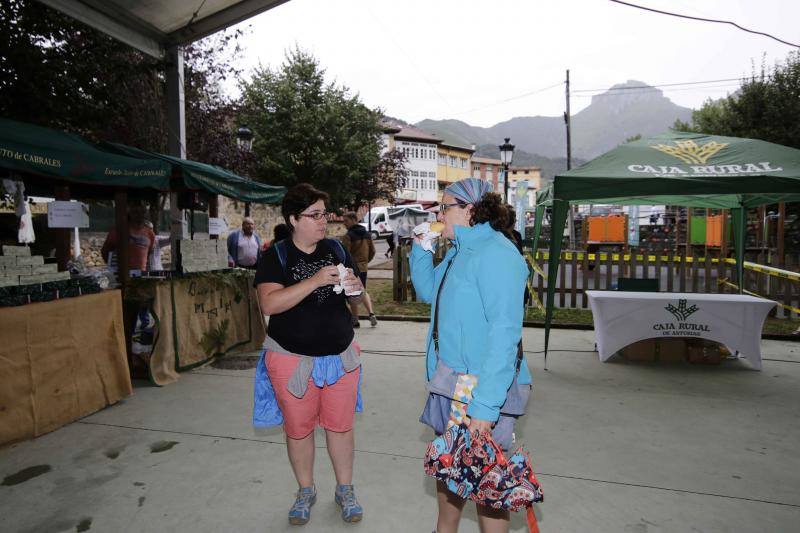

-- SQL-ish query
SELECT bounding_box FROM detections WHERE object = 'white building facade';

[392,126,442,204]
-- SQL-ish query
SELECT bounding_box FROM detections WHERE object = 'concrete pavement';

[2,322,800,532]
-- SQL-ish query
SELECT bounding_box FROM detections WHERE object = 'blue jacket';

[410,222,531,422]
[227,229,262,265]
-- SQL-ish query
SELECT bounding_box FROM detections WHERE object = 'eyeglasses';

[440,202,466,213]
[297,211,329,221]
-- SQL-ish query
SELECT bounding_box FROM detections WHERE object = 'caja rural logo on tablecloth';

[628,139,783,177]
[654,299,710,336]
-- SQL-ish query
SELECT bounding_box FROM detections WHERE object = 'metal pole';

[565,69,575,249]
[166,45,188,265]
[503,164,509,203]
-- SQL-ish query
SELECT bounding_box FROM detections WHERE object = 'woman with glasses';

[410,177,531,533]
[253,182,365,526]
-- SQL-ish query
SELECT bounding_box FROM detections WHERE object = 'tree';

[674,51,800,149]
[0,0,251,172]
[353,149,409,209]
[239,48,386,209]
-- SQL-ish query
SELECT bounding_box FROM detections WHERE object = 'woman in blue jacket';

[411,177,530,533]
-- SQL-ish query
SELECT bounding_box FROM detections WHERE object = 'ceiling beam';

[169,0,290,45]
[37,0,166,58]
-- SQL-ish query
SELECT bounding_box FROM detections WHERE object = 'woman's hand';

[467,417,493,436]
[310,265,340,289]
[342,268,364,295]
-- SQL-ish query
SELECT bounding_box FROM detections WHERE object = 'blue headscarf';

[444,177,493,205]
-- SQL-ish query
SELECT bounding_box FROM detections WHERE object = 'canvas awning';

[0,118,171,189]
[0,119,285,203]
[538,132,800,357]
[101,142,285,204]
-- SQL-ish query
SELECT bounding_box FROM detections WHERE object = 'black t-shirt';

[254,239,359,356]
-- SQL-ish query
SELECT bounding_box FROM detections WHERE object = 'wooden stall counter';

[0,289,132,446]
[126,270,265,386]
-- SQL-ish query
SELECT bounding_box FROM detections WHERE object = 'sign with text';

[47,201,89,228]
[208,217,228,236]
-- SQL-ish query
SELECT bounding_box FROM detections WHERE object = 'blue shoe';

[288,486,316,525]
[334,484,363,523]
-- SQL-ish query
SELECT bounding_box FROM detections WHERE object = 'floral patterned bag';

[424,423,543,532]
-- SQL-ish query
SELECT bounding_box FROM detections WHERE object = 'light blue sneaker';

[288,486,316,525]
[334,484,363,523]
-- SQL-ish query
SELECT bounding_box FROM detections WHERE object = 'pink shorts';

[266,349,361,439]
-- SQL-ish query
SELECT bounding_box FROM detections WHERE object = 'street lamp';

[236,124,254,152]
[236,124,254,216]
[498,137,515,202]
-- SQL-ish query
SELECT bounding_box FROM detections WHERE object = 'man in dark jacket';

[341,212,377,327]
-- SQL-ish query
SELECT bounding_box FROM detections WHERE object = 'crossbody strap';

[432,257,454,357]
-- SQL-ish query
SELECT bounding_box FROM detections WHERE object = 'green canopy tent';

[539,132,800,358]
[101,142,285,204]
[1,118,286,278]
[0,118,171,191]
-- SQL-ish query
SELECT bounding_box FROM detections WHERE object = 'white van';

[359,204,424,239]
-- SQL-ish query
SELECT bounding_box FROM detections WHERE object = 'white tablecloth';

[585,291,776,370]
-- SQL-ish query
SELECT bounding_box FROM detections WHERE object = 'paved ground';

[2,322,800,532]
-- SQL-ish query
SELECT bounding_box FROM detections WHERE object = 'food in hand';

[429,222,445,233]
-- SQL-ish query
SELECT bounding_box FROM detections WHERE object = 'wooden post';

[115,190,130,288]
[209,195,219,240]
[720,209,728,258]
[685,208,692,259]
[54,185,71,271]
[757,206,765,250]
[778,202,785,266]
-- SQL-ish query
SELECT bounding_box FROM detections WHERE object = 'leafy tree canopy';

[673,51,800,149]
[240,48,401,209]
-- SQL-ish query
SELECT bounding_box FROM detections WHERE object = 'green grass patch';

[367,279,800,336]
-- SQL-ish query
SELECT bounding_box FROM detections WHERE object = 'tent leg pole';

[167,45,187,262]
[54,185,71,272]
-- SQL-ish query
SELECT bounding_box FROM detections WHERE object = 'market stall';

[0,119,284,443]
[532,132,800,363]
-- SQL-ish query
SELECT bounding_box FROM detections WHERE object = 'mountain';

[414,80,693,161]
[474,144,585,182]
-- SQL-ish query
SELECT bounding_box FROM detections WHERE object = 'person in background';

[340,212,378,328]
[227,216,262,268]
[101,200,155,271]
[264,223,291,250]
[143,221,169,271]
[384,231,395,258]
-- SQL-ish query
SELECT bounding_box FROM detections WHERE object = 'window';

[414,148,419,158]
[460,157,467,169]
[486,165,493,172]
[473,164,481,172]
[448,155,457,167]
[375,213,385,223]
[438,154,447,165]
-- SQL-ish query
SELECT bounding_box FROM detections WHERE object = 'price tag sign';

[208,217,228,236]
[47,201,89,228]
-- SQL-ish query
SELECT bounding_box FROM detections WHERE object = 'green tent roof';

[0,118,171,189]
[550,131,800,206]
[102,143,285,204]
[0,119,285,203]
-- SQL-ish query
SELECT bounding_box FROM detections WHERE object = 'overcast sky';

[232,0,798,127]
